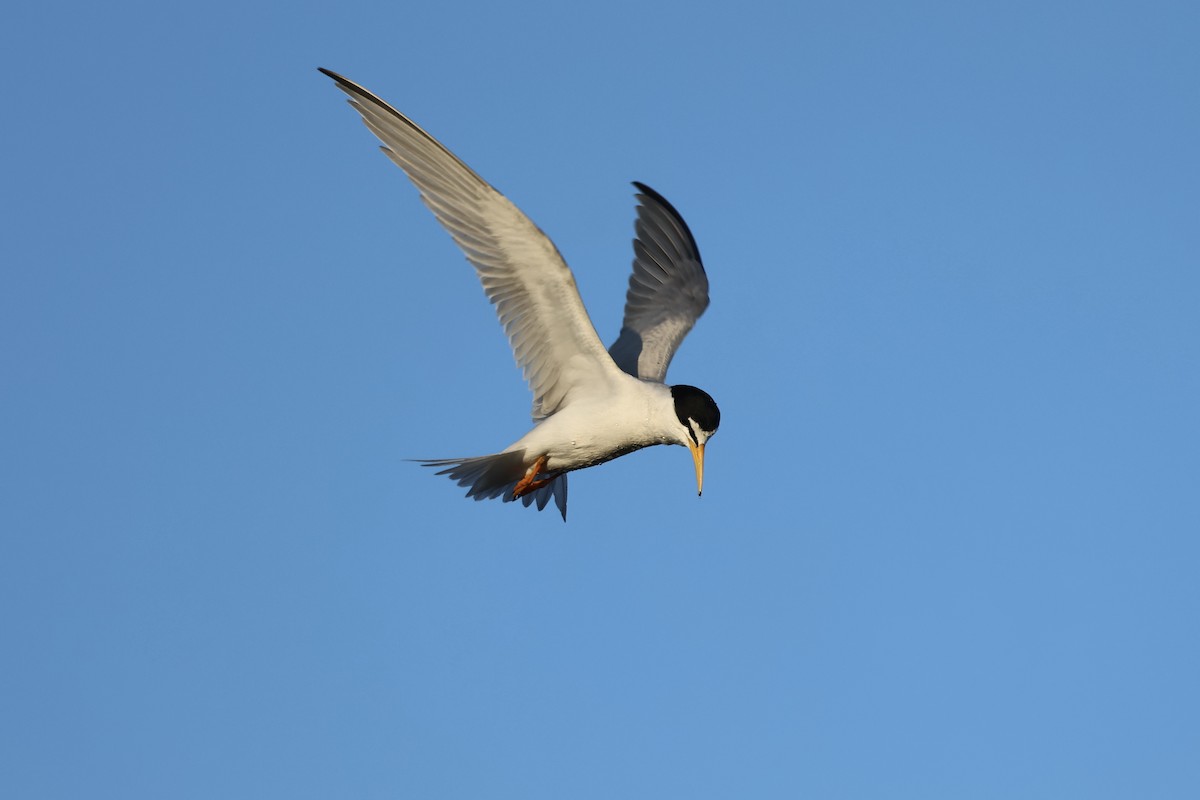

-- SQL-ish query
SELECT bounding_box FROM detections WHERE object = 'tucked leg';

[512,454,553,499]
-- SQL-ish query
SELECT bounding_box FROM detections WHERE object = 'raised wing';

[607,183,710,383]
[321,69,620,419]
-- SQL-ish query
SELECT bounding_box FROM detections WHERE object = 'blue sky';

[3,1,1198,797]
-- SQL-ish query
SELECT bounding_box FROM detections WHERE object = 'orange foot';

[512,454,554,499]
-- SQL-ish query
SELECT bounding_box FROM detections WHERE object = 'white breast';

[504,377,679,473]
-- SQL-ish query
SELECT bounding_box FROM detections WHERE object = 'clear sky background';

[3,1,1198,797]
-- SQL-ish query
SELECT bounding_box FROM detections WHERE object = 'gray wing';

[321,69,621,420]
[607,182,710,383]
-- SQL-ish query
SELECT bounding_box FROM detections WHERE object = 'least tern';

[321,68,720,520]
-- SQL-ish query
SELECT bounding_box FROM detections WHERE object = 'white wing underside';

[322,69,620,420]
[607,183,709,383]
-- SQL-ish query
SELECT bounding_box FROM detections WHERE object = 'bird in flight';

[320,68,720,520]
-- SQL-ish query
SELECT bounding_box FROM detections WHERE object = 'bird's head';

[670,384,721,496]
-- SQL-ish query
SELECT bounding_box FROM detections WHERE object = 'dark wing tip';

[317,67,385,108]
[631,180,674,212]
[319,67,490,189]
[317,67,357,92]
[630,181,703,265]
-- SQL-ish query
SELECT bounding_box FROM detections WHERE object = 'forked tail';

[417,451,568,521]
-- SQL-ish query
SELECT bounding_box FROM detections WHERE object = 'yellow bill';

[687,439,706,496]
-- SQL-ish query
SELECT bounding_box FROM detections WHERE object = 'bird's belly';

[514,407,665,474]
[549,436,647,472]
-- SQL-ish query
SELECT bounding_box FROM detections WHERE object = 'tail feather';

[417,451,568,520]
